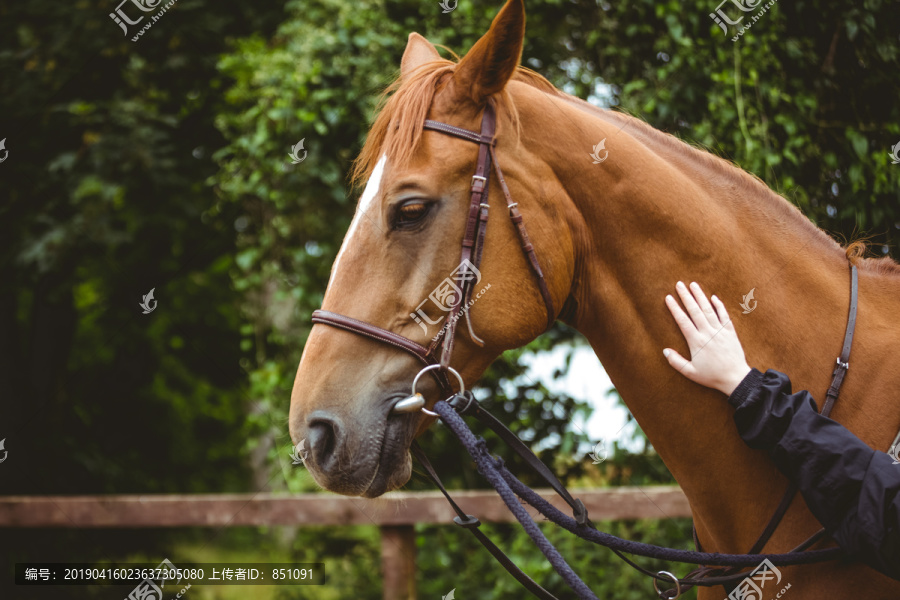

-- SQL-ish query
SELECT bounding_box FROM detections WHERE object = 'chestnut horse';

[289,0,900,596]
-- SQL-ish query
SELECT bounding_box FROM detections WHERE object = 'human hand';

[662,281,752,396]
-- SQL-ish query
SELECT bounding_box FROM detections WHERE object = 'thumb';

[663,348,694,375]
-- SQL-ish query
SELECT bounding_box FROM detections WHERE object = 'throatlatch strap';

[489,145,556,330]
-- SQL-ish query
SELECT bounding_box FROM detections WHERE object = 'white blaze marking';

[329,154,387,283]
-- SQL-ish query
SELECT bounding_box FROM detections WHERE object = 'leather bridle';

[312,102,556,392]
[308,100,862,598]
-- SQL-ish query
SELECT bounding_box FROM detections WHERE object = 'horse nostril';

[306,415,341,471]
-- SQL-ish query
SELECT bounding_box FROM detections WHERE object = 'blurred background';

[1,0,898,598]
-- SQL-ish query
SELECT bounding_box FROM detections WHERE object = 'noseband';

[312,102,556,395]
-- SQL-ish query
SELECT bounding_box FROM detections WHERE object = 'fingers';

[711,295,735,330]
[688,282,720,327]
[675,281,711,331]
[665,293,702,343]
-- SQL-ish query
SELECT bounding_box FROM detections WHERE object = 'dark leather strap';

[427,106,497,368]
[747,265,857,551]
[746,483,800,553]
[422,120,487,145]
[489,146,556,330]
[425,105,557,344]
[312,310,430,359]
[311,310,454,395]
[822,264,858,415]
[677,526,833,591]
[411,442,561,600]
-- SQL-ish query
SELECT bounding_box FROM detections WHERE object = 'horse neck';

[530,95,863,551]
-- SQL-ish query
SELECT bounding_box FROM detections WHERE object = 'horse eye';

[396,201,429,225]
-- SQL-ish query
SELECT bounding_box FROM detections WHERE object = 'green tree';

[1,2,288,597]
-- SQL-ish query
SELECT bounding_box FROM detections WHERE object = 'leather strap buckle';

[448,390,477,415]
[572,499,589,527]
[453,514,481,529]
[471,175,487,191]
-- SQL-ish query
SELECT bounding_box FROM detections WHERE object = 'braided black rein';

[415,394,843,600]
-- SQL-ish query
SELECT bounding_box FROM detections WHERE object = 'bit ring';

[653,571,681,599]
[412,365,464,417]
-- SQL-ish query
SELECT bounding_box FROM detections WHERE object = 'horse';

[289,0,900,596]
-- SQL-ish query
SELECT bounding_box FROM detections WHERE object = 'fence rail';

[0,487,690,599]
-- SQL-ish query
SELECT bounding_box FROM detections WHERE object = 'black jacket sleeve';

[728,368,900,580]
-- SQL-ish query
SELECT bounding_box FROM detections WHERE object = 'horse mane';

[351,58,900,277]
[844,240,900,275]
[558,95,900,276]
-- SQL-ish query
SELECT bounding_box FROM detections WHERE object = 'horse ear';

[401,33,442,80]
[453,0,525,105]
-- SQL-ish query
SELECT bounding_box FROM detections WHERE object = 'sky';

[519,343,645,455]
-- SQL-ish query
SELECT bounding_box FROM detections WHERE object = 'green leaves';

[846,129,869,160]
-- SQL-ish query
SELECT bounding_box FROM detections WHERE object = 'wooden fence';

[0,487,690,599]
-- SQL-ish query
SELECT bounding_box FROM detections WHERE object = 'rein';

[311,102,864,598]
[414,396,844,600]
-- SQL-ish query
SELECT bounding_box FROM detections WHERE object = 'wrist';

[719,365,752,396]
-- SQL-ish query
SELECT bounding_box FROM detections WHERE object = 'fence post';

[380,524,416,600]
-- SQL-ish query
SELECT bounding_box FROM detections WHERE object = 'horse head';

[288,0,573,497]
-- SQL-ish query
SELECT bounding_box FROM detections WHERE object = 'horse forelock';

[350,59,563,191]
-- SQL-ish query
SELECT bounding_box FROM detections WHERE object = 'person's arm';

[662,281,900,581]
[729,368,900,580]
